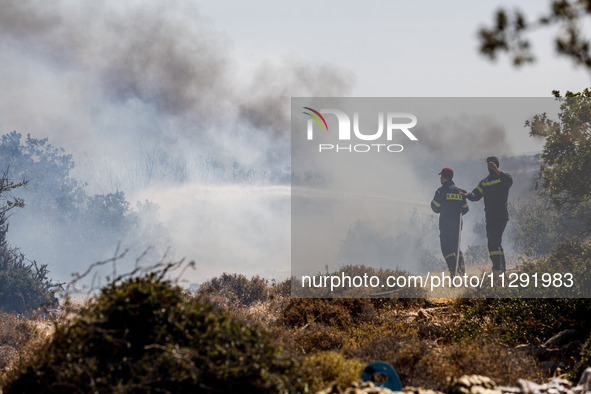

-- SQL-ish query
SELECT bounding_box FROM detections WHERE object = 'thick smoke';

[0,1,549,286]
[0,1,353,137]
[416,115,512,159]
[0,1,229,119]
[0,0,352,284]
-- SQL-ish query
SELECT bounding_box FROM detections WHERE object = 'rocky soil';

[318,367,591,394]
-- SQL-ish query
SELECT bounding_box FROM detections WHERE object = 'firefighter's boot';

[490,249,505,274]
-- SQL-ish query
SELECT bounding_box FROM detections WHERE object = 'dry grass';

[276,300,544,390]
[0,295,95,379]
[219,292,545,391]
[193,281,544,391]
[0,311,52,376]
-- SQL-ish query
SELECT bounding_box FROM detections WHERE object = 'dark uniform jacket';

[466,172,513,221]
[431,180,469,231]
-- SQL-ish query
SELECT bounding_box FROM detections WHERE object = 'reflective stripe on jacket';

[431,180,469,231]
[467,172,513,221]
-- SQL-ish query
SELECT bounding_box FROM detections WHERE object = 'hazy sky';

[195,0,589,96]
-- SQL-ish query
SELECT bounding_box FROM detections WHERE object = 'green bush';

[0,258,56,315]
[1,273,295,393]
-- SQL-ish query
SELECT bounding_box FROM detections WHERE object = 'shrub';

[1,273,295,393]
[517,240,591,297]
[0,172,56,315]
[348,334,441,389]
[343,321,420,350]
[281,298,376,329]
[292,264,428,298]
[347,334,541,391]
[271,277,292,299]
[293,323,348,353]
[429,340,542,388]
[449,298,591,345]
[0,132,168,279]
[300,351,364,392]
[508,196,573,256]
[0,257,56,315]
[198,273,269,306]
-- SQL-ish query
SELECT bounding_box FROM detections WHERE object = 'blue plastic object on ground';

[360,361,402,391]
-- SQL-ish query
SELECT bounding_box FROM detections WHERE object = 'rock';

[545,377,573,394]
[496,387,521,394]
[573,367,591,394]
[317,380,399,394]
[448,375,501,394]
[320,369,591,394]
[517,379,542,394]
[544,330,580,349]
[403,386,444,394]
[316,382,340,394]
[318,381,448,394]
[516,377,574,394]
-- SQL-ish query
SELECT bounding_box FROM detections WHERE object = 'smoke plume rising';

[0,0,352,283]
[0,1,551,285]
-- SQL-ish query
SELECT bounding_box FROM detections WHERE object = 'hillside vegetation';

[1,248,591,393]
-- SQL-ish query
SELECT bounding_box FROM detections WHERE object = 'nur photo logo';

[301,107,418,153]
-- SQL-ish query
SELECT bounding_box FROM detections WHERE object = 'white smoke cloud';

[0,0,352,283]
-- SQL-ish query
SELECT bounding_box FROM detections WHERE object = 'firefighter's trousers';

[439,230,465,276]
[486,218,507,273]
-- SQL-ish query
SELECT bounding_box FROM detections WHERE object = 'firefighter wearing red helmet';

[431,167,469,276]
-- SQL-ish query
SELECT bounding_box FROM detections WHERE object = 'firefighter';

[431,168,469,276]
[460,156,513,273]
